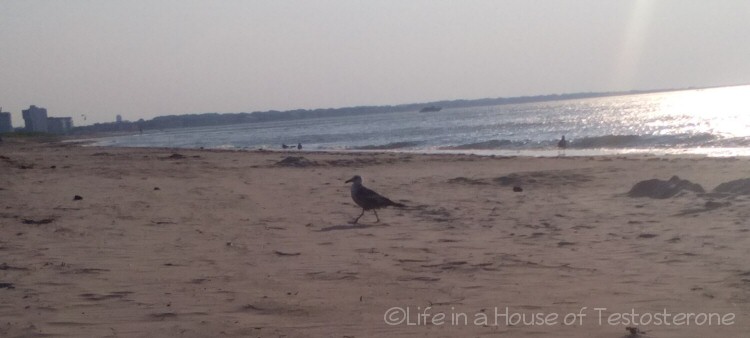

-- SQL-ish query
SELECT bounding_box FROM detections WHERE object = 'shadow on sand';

[317,223,388,232]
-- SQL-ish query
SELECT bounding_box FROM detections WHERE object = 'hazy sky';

[1,1,748,126]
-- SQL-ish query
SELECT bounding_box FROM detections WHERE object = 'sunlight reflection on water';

[92,85,750,157]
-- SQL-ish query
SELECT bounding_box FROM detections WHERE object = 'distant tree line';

[71,89,671,135]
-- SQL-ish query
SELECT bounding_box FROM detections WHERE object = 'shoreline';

[76,139,750,159]
[71,131,750,158]
[1,140,749,337]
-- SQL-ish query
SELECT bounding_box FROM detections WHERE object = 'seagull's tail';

[390,201,407,208]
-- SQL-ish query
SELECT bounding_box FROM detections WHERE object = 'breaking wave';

[441,139,531,150]
[444,133,728,150]
[568,133,717,148]
[352,141,423,150]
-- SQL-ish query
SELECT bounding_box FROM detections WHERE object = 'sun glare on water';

[656,85,750,138]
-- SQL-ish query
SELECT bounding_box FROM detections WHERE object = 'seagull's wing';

[358,186,404,208]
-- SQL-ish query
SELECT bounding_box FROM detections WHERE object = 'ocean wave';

[440,133,725,150]
[352,141,423,150]
[568,133,717,149]
[441,139,527,150]
[568,135,642,148]
[705,136,750,147]
[214,144,236,149]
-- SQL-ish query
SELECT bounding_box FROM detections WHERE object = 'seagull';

[345,175,405,224]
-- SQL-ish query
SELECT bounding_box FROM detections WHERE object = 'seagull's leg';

[353,208,365,224]
[373,210,380,223]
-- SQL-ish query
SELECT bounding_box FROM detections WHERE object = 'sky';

[1,1,749,126]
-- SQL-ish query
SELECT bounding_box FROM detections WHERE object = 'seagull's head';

[345,175,363,185]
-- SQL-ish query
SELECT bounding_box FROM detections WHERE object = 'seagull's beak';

[345,178,353,183]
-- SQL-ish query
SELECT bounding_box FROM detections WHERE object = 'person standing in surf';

[558,135,567,156]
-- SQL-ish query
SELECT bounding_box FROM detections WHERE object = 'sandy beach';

[1,139,749,337]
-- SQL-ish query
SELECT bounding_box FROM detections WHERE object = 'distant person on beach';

[297,142,302,150]
[558,135,567,155]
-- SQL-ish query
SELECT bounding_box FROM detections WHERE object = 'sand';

[1,139,749,337]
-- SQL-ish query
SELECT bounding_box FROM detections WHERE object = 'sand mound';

[447,177,487,185]
[628,175,704,199]
[275,156,319,167]
[161,153,186,160]
[713,178,750,195]
[326,157,397,167]
[493,170,592,187]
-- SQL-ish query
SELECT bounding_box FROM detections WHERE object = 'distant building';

[116,114,122,123]
[47,117,73,134]
[0,109,12,133]
[22,105,48,132]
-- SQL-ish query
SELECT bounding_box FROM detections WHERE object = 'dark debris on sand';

[273,250,301,256]
[714,178,750,195]
[274,156,319,168]
[494,171,592,187]
[0,263,28,271]
[325,157,397,167]
[628,176,704,199]
[446,170,591,188]
[446,177,488,185]
[162,153,186,160]
[1,155,34,169]
[21,218,55,225]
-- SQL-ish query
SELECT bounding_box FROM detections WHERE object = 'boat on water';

[419,105,442,113]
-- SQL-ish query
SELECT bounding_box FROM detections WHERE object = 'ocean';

[91,85,750,157]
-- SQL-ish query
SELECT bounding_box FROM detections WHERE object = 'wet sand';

[1,139,749,337]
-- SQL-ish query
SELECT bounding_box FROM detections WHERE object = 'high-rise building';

[22,105,48,132]
[47,117,73,134]
[116,114,122,123]
[0,108,12,133]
